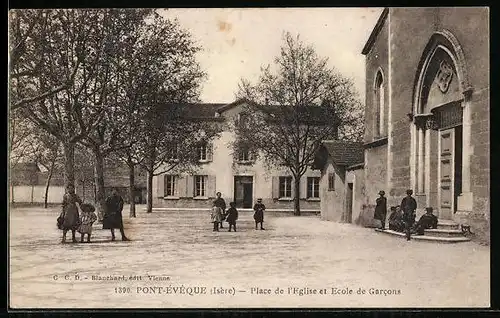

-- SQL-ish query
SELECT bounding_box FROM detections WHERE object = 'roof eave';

[347,162,365,170]
[361,8,389,55]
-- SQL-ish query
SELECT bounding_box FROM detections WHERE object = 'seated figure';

[388,205,405,232]
[413,207,438,235]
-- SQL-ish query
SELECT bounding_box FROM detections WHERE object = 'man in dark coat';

[374,190,387,229]
[253,198,266,230]
[213,192,227,229]
[400,189,417,241]
[103,189,129,241]
[413,207,438,235]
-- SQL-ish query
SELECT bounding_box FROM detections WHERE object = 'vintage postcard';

[8,7,490,309]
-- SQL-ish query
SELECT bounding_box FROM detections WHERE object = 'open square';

[9,206,489,308]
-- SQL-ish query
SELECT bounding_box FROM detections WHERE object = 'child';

[78,203,97,243]
[253,198,266,230]
[226,202,239,232]
[211,205,223,232]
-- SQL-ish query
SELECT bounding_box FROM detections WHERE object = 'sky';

[160,8,383,104]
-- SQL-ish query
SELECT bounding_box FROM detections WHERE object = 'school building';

[151,99,322,212]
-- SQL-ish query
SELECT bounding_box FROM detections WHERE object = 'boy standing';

[253,198,266,230]
[226,202,239,232]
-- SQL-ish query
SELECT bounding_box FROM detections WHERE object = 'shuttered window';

[279,176,292,198]
[307,177,320,198]
[195,175,207,197]
[164,175,176,196]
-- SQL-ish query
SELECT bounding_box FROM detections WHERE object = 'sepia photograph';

[8,7,490,309]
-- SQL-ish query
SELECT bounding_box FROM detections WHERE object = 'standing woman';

[60,184,83,243]
[103,190,130,241]
[374,190,387,229]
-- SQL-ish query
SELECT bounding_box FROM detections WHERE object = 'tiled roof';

[160,99,337,123]
[160,102,227,119]
[322,140,364,167]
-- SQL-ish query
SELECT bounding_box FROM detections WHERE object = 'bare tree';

[32,133,62,209]
[76,9,153,221]
[234,32,363,215]
[9,10,79,111]
[11,9,123,189]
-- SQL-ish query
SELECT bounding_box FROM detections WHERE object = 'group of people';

[57,184,129,243]
[373,189,438,241]
[210,192,266,232]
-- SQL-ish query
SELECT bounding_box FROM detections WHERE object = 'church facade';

[362,8,489,241]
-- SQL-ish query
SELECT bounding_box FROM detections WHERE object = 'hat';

[257,198,262,202]
[379,190,385,195]
[425,207,433,213]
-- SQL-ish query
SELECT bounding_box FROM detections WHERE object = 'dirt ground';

[9,205,490,308]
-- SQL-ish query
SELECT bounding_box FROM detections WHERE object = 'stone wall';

[364,13,389,143]
[388,8,436,205]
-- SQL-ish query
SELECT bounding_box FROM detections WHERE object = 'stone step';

[374,229,470,243]
[437,219,460,230]
[424,228,465,238]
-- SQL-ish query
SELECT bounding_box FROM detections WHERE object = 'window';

[237,113,248,127]
[375,71,385,137]
[328,173,335,191]
[195,175,207,197]
[279,176,292,198]
[164,175,176,196]
[197,142,207,161]
[166,144,178,161]
[307,177,320,198]
[238,145,250,162]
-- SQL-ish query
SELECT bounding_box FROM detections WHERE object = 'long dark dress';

[213,197,226,220]
[226,207,238,225]
[374,197,387,225]
[253,203,266,223]
[103,194,124,229]
[61,193,82,231]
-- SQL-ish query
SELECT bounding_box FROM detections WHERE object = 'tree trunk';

[44,158,56,209]
[146,170,153,213]
[30,184,34,204]
[93,149,106,222]
[294,176,301,216]
[63,142,75,187]
[11,183,15,204]
[128,160,136,218]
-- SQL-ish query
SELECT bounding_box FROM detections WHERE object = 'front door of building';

[345,183,353,223]
[234,176,253,208]
[439,129,455,219]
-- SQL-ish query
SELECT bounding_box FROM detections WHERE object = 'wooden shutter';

[272,176,279,199]
[300,177,307,199]
[207,142,213,162]
[163,175,169,196]
[186,175,194,198]
[157,174,165,198]
[207,175,216,198]
[249,148,258,163]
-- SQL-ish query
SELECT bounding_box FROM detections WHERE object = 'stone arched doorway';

[410,30,473,220]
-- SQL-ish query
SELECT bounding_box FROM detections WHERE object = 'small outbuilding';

[312,140,369,225]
